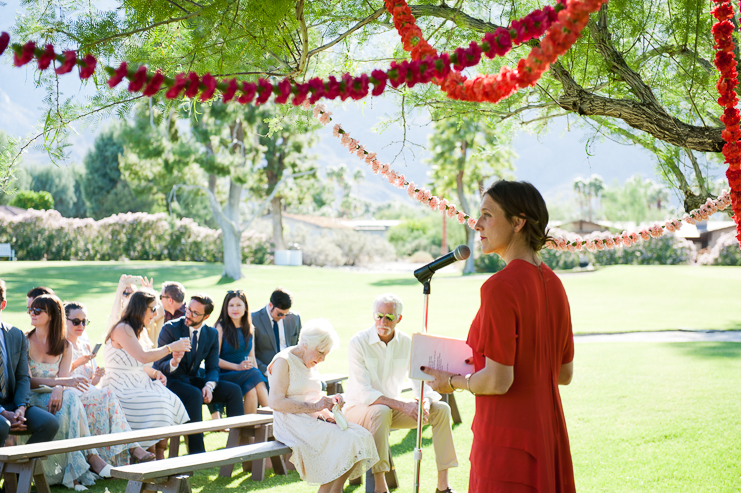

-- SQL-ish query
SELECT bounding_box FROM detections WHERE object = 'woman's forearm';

[219,358,239,371]
[268,396,319,414]
[31,376,69,388]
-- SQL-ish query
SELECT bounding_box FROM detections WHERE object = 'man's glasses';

[27,307,46,315]
[272,310,288,319]
[159,295,171,301]
[374,312,397,322]
[67,318,91,327]
[185,306,204,318]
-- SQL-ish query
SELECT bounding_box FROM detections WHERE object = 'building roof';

[0,205,27,216]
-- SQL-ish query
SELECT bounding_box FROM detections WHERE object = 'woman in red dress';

[423,180,575,493]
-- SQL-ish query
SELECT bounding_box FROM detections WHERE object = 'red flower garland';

[385,0,606,104]
[712,0,741,245]
[0,1,588,109]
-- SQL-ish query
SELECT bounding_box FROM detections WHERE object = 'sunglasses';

[148,306,157,314]
[374,312,397,322]
[27,307,46,315]
[227,290,244,295]
[67,318,91,327]
[123,291,133,298]
[159,295,171,300]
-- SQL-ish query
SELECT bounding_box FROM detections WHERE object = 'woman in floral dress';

[25,295,112,491]
[65,301,155,465]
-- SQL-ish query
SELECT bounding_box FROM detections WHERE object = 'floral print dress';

[70,343,137,466]
[24,355,99,489]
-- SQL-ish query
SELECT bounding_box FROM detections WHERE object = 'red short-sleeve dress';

[466,259,575,493]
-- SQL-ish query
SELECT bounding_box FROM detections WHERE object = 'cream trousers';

[344,401,459,474]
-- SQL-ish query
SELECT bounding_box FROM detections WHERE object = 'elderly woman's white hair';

[373,293,404,315]
[298,318,340,353]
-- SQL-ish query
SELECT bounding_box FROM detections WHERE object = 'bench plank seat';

[0,414,272,462]
[111,441,291,482]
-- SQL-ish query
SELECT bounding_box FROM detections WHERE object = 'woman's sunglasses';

[27,307,46,315]
[123,291,133,298]
[67,318,91,327]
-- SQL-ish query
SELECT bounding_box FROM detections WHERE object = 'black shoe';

[436,488,456,493]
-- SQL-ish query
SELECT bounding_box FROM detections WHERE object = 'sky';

[0,0,675,215]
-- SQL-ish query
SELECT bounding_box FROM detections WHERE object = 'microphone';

[414,245,471,284]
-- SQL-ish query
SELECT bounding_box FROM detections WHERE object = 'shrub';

[592,234,695,265]
[697,232,741,265]
[300,230,396,267]
[302,236,346,266]
[10,191,54,210]
[539,248,581,270]
[408,251,434,263]
[0,209,270,263]
[474,252,506,273]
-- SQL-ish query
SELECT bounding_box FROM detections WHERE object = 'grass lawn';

[0,262,739,491]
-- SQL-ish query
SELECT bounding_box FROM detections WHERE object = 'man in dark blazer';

[154,293,243,454]
[0,280,59,445]
[252,287,302,379]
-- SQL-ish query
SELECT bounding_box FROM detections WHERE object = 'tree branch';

[306,7,387,60]
[79,10,206,51]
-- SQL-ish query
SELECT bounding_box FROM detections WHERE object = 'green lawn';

[0,262,739,492]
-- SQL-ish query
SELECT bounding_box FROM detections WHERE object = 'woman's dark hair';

[484,180,552,252]
[108,291,156,341]
[64,301,86,317]
[216,290,251,350]
[29,294,66,356]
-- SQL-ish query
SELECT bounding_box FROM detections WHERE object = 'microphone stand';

[413,279,430,493]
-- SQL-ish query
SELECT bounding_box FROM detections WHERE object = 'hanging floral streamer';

[711,0,741,246]
[305,101,733,251]
[385,0,607,103]
[0,0,600,108]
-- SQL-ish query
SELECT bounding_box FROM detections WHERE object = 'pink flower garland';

[305,100,734,250]
[303,100,479,229]
[546,192,733,252]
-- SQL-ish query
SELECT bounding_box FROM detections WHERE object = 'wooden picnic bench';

[321,373,348,395]
[110,440,291,493]
[0,414,273,493]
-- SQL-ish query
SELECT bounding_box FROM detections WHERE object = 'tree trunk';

[455,162,475,274]
[271,195,285,251]
[211,177,243,280]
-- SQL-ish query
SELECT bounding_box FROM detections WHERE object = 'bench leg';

[126,481,146,493]
[31,459,50,493]
[240,428,255,473]
[250,425,269,481]
[218,427,243,477]
[2,471,18,493]
[446,393,462,425]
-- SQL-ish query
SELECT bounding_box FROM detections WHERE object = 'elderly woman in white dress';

[268,319,378,493]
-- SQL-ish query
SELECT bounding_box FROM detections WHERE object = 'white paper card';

[409,333,474,381]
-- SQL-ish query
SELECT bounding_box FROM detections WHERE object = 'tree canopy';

[2,0,730,210]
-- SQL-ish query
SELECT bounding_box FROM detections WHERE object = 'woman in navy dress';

[213,290,268,414]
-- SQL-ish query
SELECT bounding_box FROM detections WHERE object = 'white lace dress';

[269,349,379,484]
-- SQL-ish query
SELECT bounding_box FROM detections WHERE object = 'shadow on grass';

[1,263,223,301]
[390,428,433,457]
[671,342,741,360]
[371,278,419,287]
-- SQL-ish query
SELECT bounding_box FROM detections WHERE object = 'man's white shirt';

[345,325,440,407]
[265,305,288,350]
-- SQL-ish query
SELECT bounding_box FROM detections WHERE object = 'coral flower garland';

[385,0,607,104]
[305,101,733,252]
[711,0,741,245]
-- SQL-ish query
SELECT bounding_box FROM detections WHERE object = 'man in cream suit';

[252,288,302,380]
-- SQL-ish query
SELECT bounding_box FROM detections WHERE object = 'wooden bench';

[321,373,348,395]
[111,440,291,493]
[0,243,15,261]
[0,414,273,493]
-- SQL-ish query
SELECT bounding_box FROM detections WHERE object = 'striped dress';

[99,342,189,447]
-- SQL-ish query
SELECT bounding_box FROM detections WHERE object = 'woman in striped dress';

[99,291,191,459]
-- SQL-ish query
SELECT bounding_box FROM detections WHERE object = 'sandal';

[132,449,156,463]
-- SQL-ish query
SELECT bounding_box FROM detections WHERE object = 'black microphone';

[414,245,471,284]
